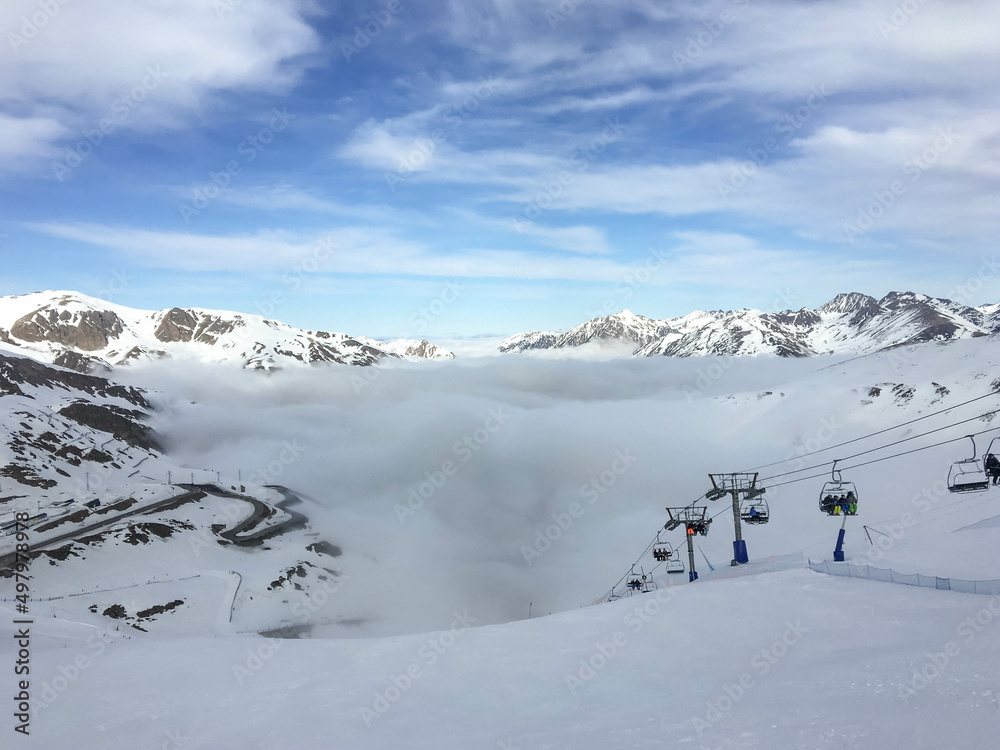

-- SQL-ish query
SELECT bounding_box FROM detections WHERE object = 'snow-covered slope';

[0,349,164,499]
[6,565,1000,749]
[500,292,995,358]
[0,291,454,372]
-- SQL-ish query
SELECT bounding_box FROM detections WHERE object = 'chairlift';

[651,534,685,573]
[687,519,711,536]
[819,460,859,516]
[652,533,673,562]
[948,435,990,494]
[626,565,656,594]
[740,495,770,525]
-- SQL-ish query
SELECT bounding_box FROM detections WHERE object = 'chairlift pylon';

[948,435,990,493]
[819,459,859,516]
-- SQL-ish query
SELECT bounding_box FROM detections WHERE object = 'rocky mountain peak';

[877,291,929,310]
[817,292,880,315]
[10,305,125,352]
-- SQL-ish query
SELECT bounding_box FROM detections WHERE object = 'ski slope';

[3,566,999,749]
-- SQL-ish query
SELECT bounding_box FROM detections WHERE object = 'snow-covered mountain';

[0,349,163,495]
[0,291,454,372]
[500,292,998,358]
[498,309,673,352]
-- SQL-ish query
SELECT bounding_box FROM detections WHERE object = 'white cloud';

[22,221,635,281]
[338,119,440,172]
[535,86,670,115]
[507,222,610,255]
[0,112,66,159]
[21,220,917,304]
[325,0,1000,252]
[0,0,320,168]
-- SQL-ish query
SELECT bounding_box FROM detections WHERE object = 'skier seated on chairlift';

[749,505,759,519]
[986,453,1000,485]
[628,578,641,590]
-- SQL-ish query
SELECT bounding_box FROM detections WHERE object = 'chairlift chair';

[652,534,673,562]
[626,565,656,594]
[948,435,993,493]
[687,519,711,536]
[740,497,770,525]
[652,535,685,573]
[819,460,859,516]
[948,436,990,494]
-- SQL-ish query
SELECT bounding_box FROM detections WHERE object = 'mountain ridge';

[0,291,454,372]
[499,291,999,358]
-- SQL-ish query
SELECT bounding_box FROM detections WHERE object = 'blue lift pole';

[833,512,847,562]
[731,489,749,565]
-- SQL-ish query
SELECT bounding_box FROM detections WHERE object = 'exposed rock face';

[12,307,125,351]
[52,350,111,374]
[153,308,199,343]
[58,402,162,453]
[152,308,243,345]
[0,353,149,407]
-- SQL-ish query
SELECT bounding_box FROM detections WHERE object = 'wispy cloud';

[0,0,320,170]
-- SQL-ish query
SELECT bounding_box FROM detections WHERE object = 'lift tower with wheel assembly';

[705,473,763,566]
[665,506,711,582]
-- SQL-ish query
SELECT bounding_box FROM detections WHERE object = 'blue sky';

[1,0,998,339]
